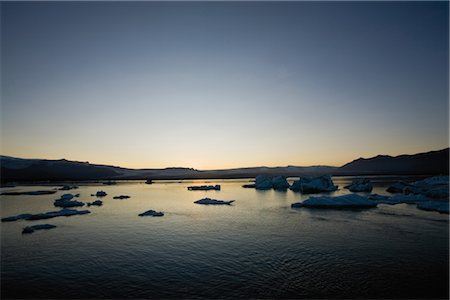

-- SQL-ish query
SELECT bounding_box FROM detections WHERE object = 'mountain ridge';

[1,148,448,181]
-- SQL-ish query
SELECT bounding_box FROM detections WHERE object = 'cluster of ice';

[253,175,290,190]
[2,208,90,222]
[22,224,57,234]
[290,175,338,194]
[113,195,130,199]
[387,176,449,199]
[187,185,221,191]
[138,210,164,217]
[344,178,373,192]
[194,198,235,205]
[291,194,377,209]
[54,194,85,208]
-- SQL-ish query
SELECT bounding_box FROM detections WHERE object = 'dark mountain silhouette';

[338,148,449,175]
[1,148,448,181]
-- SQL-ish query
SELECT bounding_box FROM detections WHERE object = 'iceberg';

[194,198,235,205]
[91,191,107,197]
[272,176,290,190]
[1,208,90,222]
[255,175,273,190]
[113,195,130,199]
[344,178,373,192]
[291,194,377,209]
[417,201,449,214]
[290,175,338,194]
[22,224,57,234]
[54,194,85,208]
[386,181,412,194]
[387,194,431,204]
[187,185,220,191]
[242,184,256,188]
[387,177,449,199]
[58,185,78,191]
[138,210,164,217]
[368,194,399,205]
[87,200,103,206]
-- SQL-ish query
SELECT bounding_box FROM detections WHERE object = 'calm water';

[1,176,448,299]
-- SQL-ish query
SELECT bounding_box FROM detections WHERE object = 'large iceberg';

[387,176,449,199]
[272,176,290,190]
[194,198,235,205]
[290,175,338,194]
[291,194,377,209]
[255,176,273,190]
[344,178,373,192]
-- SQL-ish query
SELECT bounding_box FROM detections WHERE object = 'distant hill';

[338,148,449,175]
[0,148,448,181]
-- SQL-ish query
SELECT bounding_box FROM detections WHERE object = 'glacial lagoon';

[1,176,448,298]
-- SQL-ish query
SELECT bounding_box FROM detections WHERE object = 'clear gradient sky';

[1,1,449,169]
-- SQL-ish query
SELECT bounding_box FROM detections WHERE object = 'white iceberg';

[290,175,338,194]
[344,178,373,192]
[194,198,235,205]
[291,194,377,209]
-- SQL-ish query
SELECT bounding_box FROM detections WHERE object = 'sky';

[1,1,448,169]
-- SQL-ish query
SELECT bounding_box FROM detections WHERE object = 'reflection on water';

[1,176,448,299]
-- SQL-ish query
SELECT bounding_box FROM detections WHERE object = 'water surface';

[1,176,448,298]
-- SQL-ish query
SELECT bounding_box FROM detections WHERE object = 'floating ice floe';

[58,185,78,191]
[194,198,235,205]
[54,194,85,208]
[242,184,256,188]
[91,191,107,197]
[113,195,130,199]
[344,178,373,192]
[87,200,103,206]
[1,209,90,222]
[291,194,377,209]
[290,175,338,194]
[22,224,57,234]
[138,210,164,217]
[0,190,57,196]
[187,185,220,191]
[416,201,449,214]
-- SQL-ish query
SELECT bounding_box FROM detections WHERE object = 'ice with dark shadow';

[291,194,377,209]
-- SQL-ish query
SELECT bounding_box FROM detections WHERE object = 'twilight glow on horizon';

[1,1,448,169]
